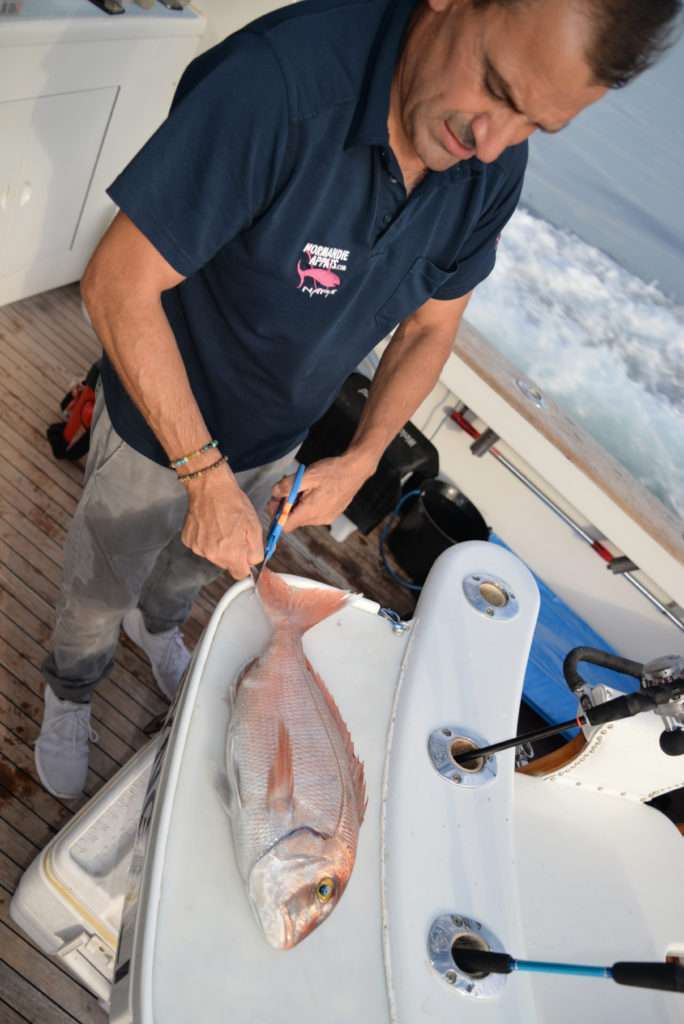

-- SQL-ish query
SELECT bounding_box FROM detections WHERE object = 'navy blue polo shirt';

[103,0,527,470]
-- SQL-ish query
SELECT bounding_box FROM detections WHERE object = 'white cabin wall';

[194,0,298,55]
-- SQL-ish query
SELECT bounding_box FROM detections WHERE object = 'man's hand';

[182,465,264,579]
[266,455,375,532]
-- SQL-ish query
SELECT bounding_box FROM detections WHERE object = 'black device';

[297,372,439,534]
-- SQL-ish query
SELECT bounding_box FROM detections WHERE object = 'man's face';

[394,0,608,169]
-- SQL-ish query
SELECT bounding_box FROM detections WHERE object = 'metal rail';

[449,408,684,634]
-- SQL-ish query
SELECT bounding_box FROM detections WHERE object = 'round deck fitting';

[463,573,519,621]
[428,728,497,787]
[428,914,507,997]
[516,377,545,408]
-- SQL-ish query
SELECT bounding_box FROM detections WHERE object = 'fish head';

[247,827,355,949]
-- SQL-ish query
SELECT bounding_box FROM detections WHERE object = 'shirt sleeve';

[106,31,290,277]
[432,142,528,300]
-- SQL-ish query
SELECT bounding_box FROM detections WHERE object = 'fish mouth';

[250,893,292,949]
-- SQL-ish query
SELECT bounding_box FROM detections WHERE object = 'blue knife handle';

[262,463,306,565]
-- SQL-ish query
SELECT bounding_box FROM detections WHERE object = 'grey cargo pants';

[43,389,296,703]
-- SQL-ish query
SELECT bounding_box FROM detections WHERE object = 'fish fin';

[215,770,235,818]
[257,569,353,635]
[266,720,295,815]
[224,659,260,813]
[305,657,367,824]
[233,656,259,696]
[224,730,243,815]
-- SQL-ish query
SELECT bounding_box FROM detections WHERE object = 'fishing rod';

[451,947,684,994]
[458,678,684,764]
[457,647,684,765]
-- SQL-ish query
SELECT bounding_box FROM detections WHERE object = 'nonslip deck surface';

[0,283,414,1024]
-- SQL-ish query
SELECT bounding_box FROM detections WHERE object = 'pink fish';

[225,569,366,949]
[296,260,341,290]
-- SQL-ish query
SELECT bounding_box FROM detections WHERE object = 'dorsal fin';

[305,657,367,823]
[266,720,295,814]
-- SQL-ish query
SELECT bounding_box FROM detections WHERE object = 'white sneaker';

[35,687,97,799]
[122,608,191,700]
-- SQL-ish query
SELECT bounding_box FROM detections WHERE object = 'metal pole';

[450,411,684,634]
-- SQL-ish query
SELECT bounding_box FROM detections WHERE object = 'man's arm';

[271,290,471,530]
[81,212,263,579]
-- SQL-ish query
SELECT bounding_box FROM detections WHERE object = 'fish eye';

[316,877,335,903]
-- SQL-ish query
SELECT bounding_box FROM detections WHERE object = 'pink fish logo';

[297,260,341,290]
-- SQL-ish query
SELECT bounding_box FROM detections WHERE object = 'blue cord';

[514,960,611,979]
[379,489,423,593]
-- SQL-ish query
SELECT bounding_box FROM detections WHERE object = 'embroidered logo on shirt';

[296,242,350,298]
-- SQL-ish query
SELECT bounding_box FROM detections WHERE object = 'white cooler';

[10,736,162,1007]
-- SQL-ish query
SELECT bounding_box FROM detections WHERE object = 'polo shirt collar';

[345,0,420,150]
[345,0,481,187]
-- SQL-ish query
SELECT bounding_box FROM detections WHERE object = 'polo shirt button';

[382,213,392,224]
[389,175,398,185]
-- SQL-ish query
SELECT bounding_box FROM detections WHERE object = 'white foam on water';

[467,206,684,522]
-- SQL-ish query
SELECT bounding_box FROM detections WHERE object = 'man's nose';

[470,110,531,163]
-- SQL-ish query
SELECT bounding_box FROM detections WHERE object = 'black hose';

[563,646,643,696]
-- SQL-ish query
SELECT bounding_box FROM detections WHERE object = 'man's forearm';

[269,320,458,533]
[79,214,264,578]
[84,283,217,468]
[344,321,456,475]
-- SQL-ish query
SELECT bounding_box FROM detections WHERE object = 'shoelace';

[42,704,100,749]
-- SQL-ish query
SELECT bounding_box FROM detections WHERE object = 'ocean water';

[467,206,684,523]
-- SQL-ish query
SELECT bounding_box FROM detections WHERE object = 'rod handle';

[451,949,514,975]
[611,961,684,993]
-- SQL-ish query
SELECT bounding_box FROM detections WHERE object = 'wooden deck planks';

[0,283,415,1022]
[0,960,82,1024]
[0,994,32,1023]
[0,819,39,872]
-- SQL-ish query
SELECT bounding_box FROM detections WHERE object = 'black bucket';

[386,479,489,585]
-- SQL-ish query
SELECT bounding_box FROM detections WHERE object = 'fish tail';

[257,568,350,635]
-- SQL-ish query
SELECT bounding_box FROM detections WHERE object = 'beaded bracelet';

[177,455,228,484]
[170,439,219,469]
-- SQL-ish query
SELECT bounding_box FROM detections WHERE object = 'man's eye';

[485,78,504,102]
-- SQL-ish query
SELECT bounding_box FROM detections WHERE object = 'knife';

[252,463,306,584]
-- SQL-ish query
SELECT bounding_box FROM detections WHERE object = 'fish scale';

[229,639,347,865]
[232,647,344,831]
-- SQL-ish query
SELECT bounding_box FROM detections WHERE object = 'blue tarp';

[490,535,639,734]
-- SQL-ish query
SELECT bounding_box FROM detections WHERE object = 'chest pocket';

[374,257,455,330]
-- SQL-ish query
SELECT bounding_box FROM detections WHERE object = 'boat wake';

[468,206,684,522]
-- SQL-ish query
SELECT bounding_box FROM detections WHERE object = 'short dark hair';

[471,0,683,88]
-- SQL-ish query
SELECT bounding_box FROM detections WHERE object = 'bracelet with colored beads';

[170,439,219,469]
[176,455,228,484]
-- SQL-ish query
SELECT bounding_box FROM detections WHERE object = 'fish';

[224,568,367,950]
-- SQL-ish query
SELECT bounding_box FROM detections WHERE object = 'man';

[35,0,681,798]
